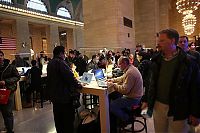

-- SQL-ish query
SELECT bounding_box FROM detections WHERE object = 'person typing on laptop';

[107,56,143,133]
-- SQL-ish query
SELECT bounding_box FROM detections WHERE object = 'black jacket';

[46,57,81,103]
[0,59,20,93]
[147,47,200,120]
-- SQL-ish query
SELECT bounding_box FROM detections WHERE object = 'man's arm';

[113,75,124,83]
[113,73,135,94]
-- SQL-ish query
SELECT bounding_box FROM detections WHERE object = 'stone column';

[16,19,31,61]
[134,0,160,48]
[47,24,60,54]
[73,27,84,49]
[16,19,31,53]
[83,0,135,54]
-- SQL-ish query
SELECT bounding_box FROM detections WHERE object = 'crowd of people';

[0,28,200,133]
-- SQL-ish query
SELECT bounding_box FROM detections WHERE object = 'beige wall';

[134,0,159,48]
[117,0,135,49]
[83,0,118,48]
[83,0,135,53]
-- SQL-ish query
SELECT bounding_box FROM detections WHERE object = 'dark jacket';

[46,57,81,103]
[147,47,200,120]
[26,66,42,89]
[0,60,20,93]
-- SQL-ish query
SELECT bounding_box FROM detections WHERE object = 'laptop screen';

[81,72,93,84]
[94,69,105,80]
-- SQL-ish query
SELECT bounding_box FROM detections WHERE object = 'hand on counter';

[106,79,114,83]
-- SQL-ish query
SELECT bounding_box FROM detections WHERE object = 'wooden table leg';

[99,90,110,133]
[14,81,22,111]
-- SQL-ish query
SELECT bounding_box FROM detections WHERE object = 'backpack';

[77,108,100,133]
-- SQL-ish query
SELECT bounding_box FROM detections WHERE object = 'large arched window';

[27,0,48,13]
[57,7,71,19]
[0,0,12,4]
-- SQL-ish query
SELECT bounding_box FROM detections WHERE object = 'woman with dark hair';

[189,42,196,51]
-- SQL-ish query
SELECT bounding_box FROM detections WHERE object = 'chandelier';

[182,14,197,35]
[176,0,200,15]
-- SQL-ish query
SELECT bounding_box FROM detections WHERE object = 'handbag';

[0,87,11,104]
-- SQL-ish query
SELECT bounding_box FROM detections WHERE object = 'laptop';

[16,67,31,75]
[93,69,107,88]
[80,72,93,84]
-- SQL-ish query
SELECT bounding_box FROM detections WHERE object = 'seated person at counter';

[24,60,42,107]
[86,54,99,71]
[107,56,143,133]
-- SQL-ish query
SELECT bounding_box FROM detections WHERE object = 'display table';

[80,81,110,133]
[15,76,110,133]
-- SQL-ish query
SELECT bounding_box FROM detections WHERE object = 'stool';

[121,105,147,133]
[82,94,99,109]
[32,89,44,108]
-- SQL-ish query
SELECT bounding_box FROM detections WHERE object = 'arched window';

[27,0,47,13]
[57,7,71,19]
[0,0,12,4]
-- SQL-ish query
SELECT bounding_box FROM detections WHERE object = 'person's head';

[178,36,189,51]
[40,51,45,57]
[0,51,4,65]
[31,60,37,66]
[189,42,196,51]
[129,54,134,59]
[158,29,179,52]
[92,55,99,63]
[118,56,130,71]
[70,63,76,71]
[136,44,142,52]
[108,50,113,56]
[69,50,75,58]
[53,46,65,60]
[15,54,21,59]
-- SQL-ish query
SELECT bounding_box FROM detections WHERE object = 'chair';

[120,105,147,133]
[82,94,99,109]
[32,77,46,108]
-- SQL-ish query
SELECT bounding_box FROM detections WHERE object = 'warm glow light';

[182,13,197,35]
[176,0,200,15]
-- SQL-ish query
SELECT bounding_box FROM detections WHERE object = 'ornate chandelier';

[176,0,200,15]
[182,14,197,35]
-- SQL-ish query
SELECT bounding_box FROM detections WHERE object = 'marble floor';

[0,102,156,133]
[1,102,200,133]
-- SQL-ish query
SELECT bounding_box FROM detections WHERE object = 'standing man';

[144,29,200,133]
[0,50,20,133]
[178,36,200,66]
[107,56,143,133]
[47,46,82,133]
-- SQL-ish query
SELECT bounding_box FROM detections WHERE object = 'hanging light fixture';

[176,0,200,15]
[182,13,197,35]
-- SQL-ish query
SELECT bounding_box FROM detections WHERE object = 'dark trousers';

[53,102,75,133]
[0,94,14,133]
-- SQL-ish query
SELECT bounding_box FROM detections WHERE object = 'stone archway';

[56,0,74,19]
[24,0,51,13]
